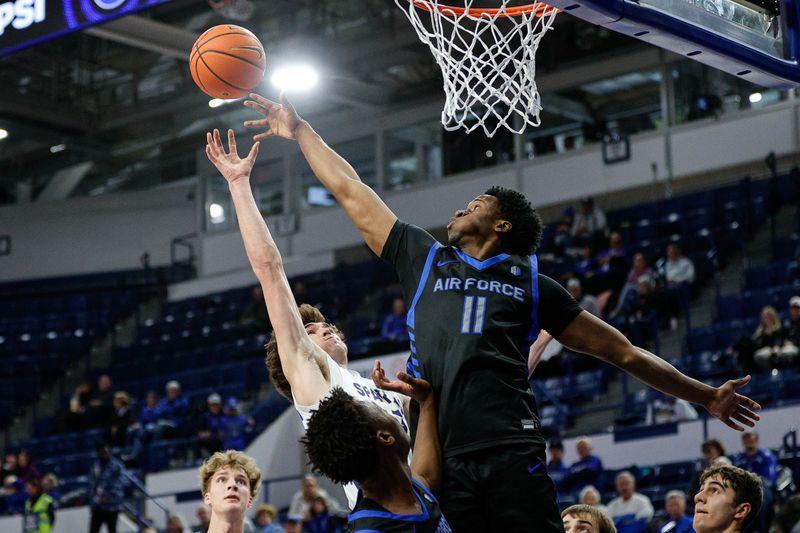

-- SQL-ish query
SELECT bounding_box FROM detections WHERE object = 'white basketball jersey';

[293,354,409,509]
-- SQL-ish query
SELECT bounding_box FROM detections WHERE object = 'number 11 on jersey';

[461,296,486,334]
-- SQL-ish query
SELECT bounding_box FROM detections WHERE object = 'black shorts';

[440,442,562,533]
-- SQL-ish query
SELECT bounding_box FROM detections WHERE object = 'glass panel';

[384,121,443,190]
[298,136,377,209]
[526,68,662,158]
[252,158,283,216]
[671,59,789,125]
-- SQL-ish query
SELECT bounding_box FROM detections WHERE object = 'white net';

[396,0,558,137]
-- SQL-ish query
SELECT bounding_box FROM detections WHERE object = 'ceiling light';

[208,98,239,108]
[209,202,226,223]
[748,92,762,103]
[271,65,319,92]
[0,129,8,140]
[50,144,66,153]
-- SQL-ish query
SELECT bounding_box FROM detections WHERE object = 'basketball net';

[396,0,558,137]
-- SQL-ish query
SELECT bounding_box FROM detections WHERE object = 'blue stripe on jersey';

[348,488,431,523]
[453,248,510,270]
[411,478,439,505]
[527,255,540,342]
[407,242,442,329]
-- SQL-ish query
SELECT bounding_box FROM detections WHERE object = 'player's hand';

[243,92,303,141]
[372,360,432,404]
[205,128,259,185]
[704,375,761,431]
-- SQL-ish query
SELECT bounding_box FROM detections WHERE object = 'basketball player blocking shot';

[204,127,409,510]
[243,94,761,532]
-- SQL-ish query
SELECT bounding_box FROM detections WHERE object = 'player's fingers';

[227,129,238,156]
[732,375,752,388]
[244,118,269,128]
[249,93,279,109]
[723,417,744,431]
[731,411,755,427]
[243,99,269,115]
[736,402,760,420]
[213,129,224,152]
[280,92,297,114]
[738,394,761,412]
[253,132,274,142]
[205,145,217,164]
[246,141,259,163]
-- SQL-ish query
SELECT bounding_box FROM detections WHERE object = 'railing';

[122,468,171,532]
[170,232,197,267]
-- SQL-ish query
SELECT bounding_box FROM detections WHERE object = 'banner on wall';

[0,0,171,57]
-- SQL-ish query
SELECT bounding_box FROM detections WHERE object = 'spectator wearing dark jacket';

[105,392,135,448]
[89,442,127,533]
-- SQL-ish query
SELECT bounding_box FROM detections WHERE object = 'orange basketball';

[189,25,266,99]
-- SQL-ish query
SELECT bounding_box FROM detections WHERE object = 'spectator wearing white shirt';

[567,278,601,317]
[658,244,696,330]
[607,472,654,533]
[572,197,607,247]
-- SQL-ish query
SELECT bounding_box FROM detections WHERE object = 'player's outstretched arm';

[373,361,441,492]
[205,128,329,405]
[243,93,397,256]
[558,311,761,431]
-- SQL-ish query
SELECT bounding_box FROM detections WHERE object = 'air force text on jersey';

[433,276,527,302]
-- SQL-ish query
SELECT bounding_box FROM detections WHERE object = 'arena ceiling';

[0,0,645,203]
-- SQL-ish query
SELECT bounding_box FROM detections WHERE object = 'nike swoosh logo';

[231,45,264,60]
[528,462,543,474]
[437,259,458,267]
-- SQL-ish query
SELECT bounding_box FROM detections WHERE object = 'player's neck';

[457,237,503,261]
[207,512,245,533]
[360,461,419,515]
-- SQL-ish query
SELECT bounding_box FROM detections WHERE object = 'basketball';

[189,24,266,99]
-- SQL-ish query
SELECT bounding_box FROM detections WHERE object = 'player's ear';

[203,491,211,506]
[495,219,512,234]
[376,429,396,447]
[734,502,751,522]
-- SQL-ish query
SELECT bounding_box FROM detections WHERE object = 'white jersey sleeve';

[292,353,410,509]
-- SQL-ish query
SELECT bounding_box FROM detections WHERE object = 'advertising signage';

[0,0,172,57]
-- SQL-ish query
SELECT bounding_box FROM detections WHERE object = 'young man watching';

[563,504,617,533]
[693,465,762,533]
[198,450,262,533]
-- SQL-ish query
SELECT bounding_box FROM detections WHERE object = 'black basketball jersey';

[347,478,451,533]
[381,220,582,457]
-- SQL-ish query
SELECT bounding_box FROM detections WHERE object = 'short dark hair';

[550,441,564,451]
[484,186,543,255]
[562,504,617,533]
[701,439,726,456]
[264,304,344,399]
[300,387,379,485]
[700,465,763,531]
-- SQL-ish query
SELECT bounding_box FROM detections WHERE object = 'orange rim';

[411,1,558,17]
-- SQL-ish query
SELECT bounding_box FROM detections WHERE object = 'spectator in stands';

[198,393,224,458]
[563,503,617,533]
[241,286,270,334]
[283,516,303,533]
[89,442,127,533]
[24,477,55,533]
[734,431,777,533]
[303,495,342,533]
[702,439,732,467]
[198,450,261,533]
[381,296,409,343]
[568,278,601,317]
[105,392,135,448]
[693,465,762,533]
[571,197,607,246]
[166,514,191,533]
[563,437,604,495]
[594,231,629,292]
[611,253,655,318]
[156,380,191,436]
[618,274,660,346]
[254,504,283,533]
[752,306,785,370]
[779,296,800,365]
[218,397,255,451]
[289,476,340,521]
[68,381,92,431]
[125,390,161,463]
[660,490,694,533]
[87,374,115,428]
[648,393,699,425]
[16,451,41,484]
[657,244,695,330]
[1,453,17,480]
[138,391,161,429]
[548,441,570,491]
[607,471,654,533]
[581,486,609,513]
[194,505,211,533]
[1,475,27,515]
[41,474,60,504]
[552,207,575,258]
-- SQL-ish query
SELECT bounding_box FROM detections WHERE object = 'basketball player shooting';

[243,94,761,532]
[203,128,409,510]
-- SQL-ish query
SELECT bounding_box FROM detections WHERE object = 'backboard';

[544,0,800,88]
